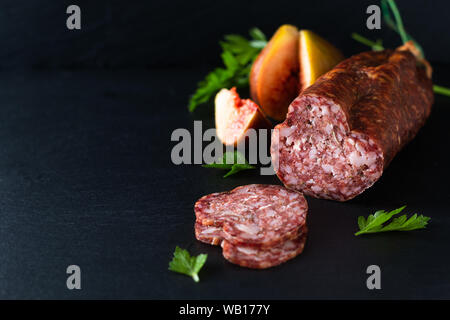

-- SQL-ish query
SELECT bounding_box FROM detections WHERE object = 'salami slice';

[195,222,222,246]
[194,184,308,268]
[195,184,307,247]
[222,227,307,269]
[271,44,434,201]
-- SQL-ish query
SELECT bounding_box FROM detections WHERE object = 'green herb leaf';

[380,214,430,232]
[168,246,207,282]
[351,33,384,51]
[223,163,255,178]
[355,206,430,236]
[380,0,425,58]
[433,85,450,97]
[188,28,267,112]
[202,151,256,178]
[249,27,267,42]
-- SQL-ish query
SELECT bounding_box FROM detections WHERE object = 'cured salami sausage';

[194,184,308,269]
[271,43,434,201]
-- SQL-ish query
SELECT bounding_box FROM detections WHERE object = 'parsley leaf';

[355,206,430,236]
[168,246,207,282]
[188,28,267,112]
[203,151,256,178]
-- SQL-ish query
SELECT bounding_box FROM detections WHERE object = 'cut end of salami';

[194,184,308,269]
[272,95,384,201]
[272,47,433,201]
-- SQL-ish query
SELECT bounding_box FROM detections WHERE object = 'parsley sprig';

[168,246,207,282]
[203,151,256,178]
[355,206,430,236]
[352,0,450,97]
[188,28,267,112]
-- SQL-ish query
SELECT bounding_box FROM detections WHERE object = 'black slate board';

[2,0,450,68]
[0,67,449,299]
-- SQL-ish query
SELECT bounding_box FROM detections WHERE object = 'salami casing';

[271,44,434,201]
[194,184,308,268]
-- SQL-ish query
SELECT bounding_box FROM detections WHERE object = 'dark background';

[0,0,450,299]
[2,0,450,68]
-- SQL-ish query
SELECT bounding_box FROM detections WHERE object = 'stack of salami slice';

[194,184,308,269]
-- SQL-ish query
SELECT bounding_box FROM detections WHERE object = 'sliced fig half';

[215,87,272,146]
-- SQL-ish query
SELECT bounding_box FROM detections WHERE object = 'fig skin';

[298,29,345,91]
[251,27,345,122]
[250,25,300,122]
